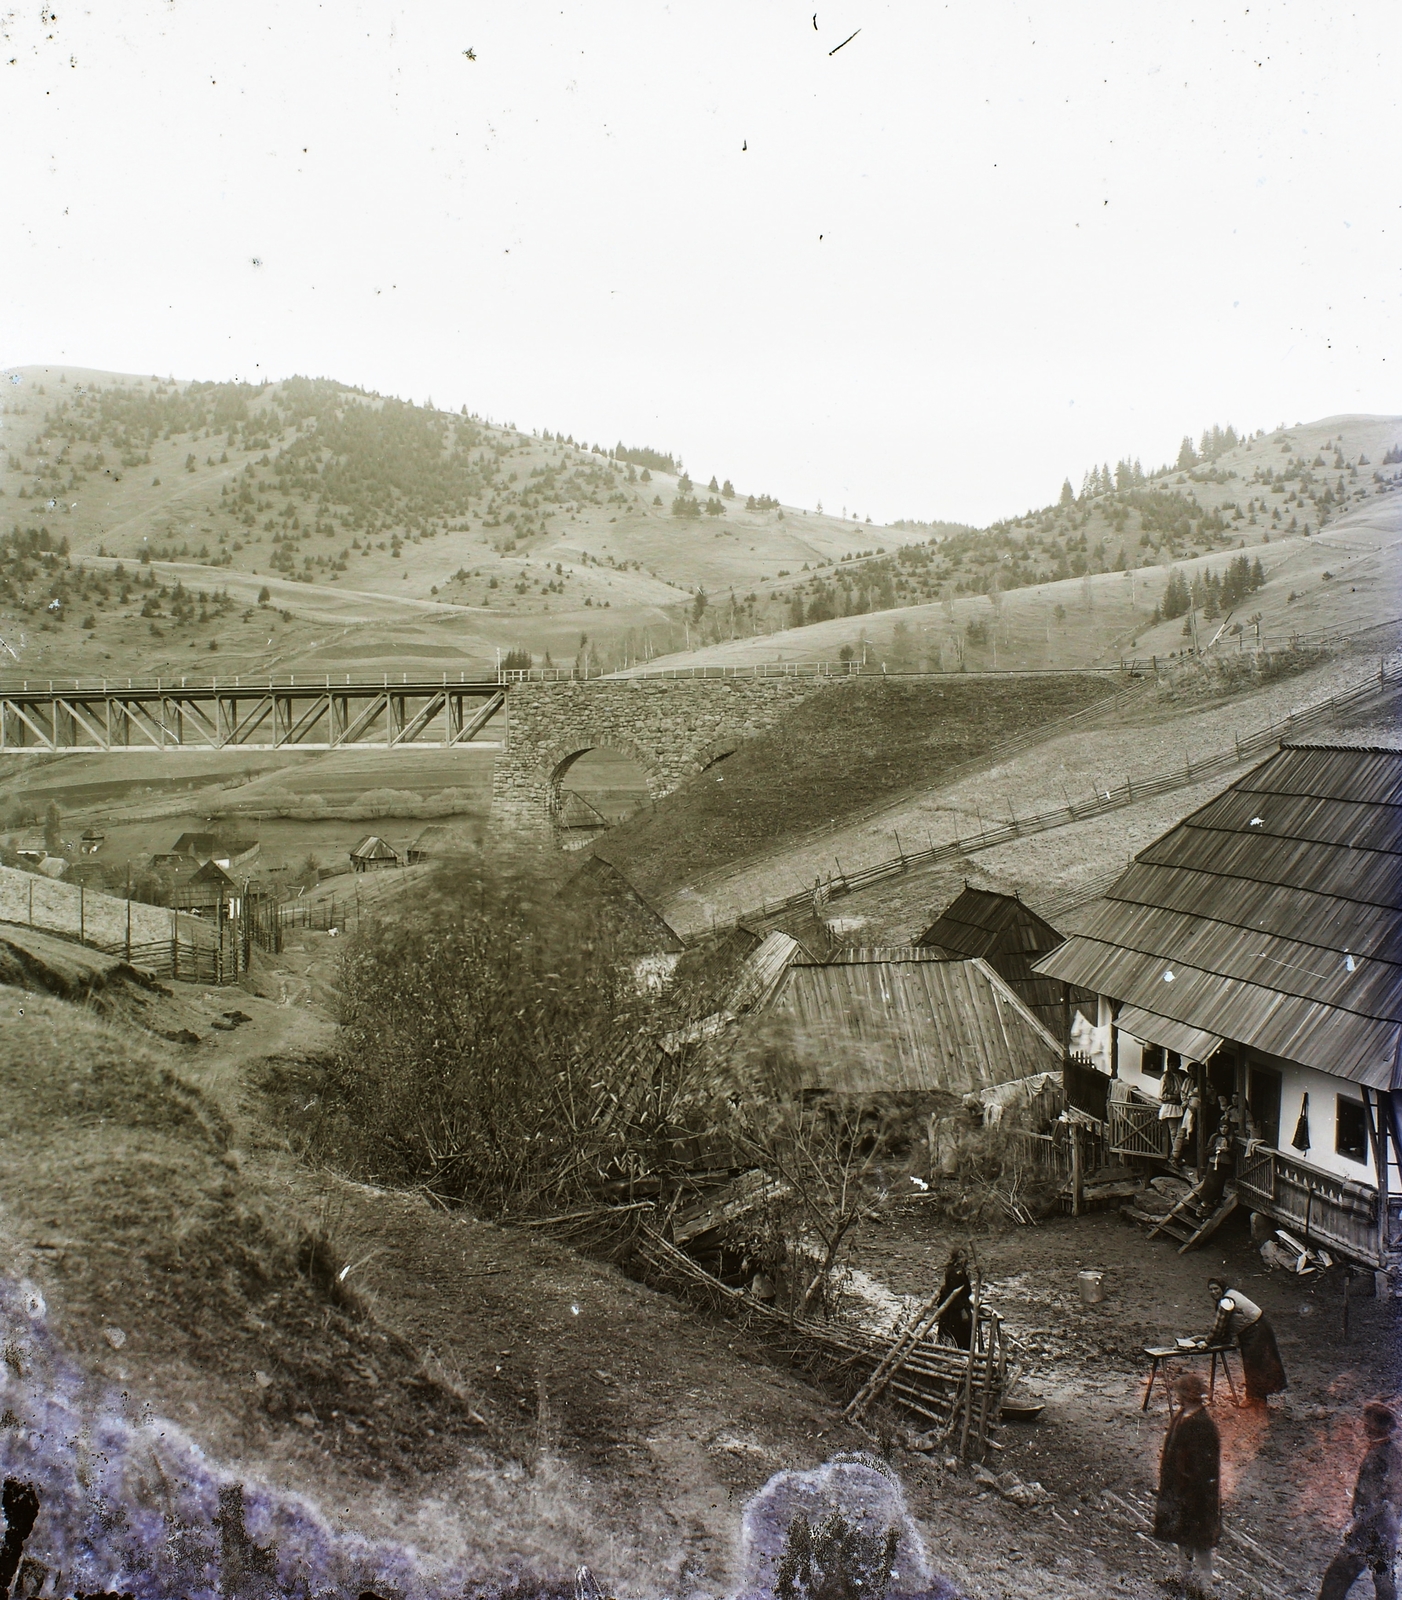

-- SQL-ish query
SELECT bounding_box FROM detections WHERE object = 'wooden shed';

[350,835,402,873]
[916,885,1093,1036]
[758,950,1063,1097]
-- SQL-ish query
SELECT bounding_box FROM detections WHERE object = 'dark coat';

[1343,1436,1402,1558]
[937,1263,973,1350]
[1153,1405,1222,1550]
[1238,1315,1287,1400]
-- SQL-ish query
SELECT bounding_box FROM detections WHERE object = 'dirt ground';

[3,894,1395,1600]
[850,1202,1399,1600]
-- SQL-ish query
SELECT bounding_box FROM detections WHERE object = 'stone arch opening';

[547,742,656,847]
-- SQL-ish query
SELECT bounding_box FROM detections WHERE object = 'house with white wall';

[1034,742,1402,1271]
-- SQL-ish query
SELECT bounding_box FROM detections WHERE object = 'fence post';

[171,910,179,981]
[29,878,33,926]
[80,883,85,944]
[126,892,132,961]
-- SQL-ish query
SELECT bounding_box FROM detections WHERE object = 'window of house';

[1336,1097,1369,1166]
[1248,1064,1282,1148]
[1139,1043,1165,1078]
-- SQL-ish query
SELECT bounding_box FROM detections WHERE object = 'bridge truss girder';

[0,684,506,753]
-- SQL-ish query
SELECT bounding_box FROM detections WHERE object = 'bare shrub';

[317,856,728,1217]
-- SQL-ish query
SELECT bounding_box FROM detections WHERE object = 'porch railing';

[1235,1141,1381,1265]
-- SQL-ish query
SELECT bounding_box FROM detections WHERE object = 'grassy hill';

[6,365,1394,690]
[598,673,1122,900]
[618,415,1402,675]
[0,365,940,682]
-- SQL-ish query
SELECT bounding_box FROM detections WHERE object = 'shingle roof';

[1033,744,1402,1089]
[759,954,1062,1096]
[916,886,1064,960]
[350,835,400,861]
[723,930,814,1014]
[915,885,1086,1031]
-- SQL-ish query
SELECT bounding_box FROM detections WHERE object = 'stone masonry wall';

[491,676,842,836]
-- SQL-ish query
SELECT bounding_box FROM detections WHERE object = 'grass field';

[598,673,1120,898]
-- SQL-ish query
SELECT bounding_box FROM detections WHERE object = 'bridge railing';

[0,670,503,695]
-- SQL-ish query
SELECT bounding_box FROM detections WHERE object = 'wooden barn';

[170,858,242,917]
[1034,743,1402,1271]
[756,947,1063,1097]
[916,885,1093,1035]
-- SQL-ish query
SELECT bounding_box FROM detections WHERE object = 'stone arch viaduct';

[490,677,838,836]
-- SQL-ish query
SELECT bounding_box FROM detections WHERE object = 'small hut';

[80,828,106,855]
[170,858,240,916]
[350,835,402,873]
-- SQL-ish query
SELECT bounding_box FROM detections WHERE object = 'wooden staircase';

[1144,1183,1240,1253]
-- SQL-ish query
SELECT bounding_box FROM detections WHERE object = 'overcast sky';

[3,1,1397,524]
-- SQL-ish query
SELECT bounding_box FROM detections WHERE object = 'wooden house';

[170,858,242,917]
[169,832,259,870]
[1033,743,1402,1272]
[80,828,106,855]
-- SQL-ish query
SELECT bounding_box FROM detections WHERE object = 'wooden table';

[1141,1343,1239,1410]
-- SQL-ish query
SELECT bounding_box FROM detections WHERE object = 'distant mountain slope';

[0,366,935,679]
[2,367,1396,685]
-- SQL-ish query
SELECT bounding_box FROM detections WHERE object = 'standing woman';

[1206,1276,1288,1405]
[1154,1371,1222,1597]
[936,1246,974,1350]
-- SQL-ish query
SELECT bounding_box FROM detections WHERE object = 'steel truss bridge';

[0,675,506,753]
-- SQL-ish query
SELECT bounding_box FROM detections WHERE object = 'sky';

[3,0,1398,525]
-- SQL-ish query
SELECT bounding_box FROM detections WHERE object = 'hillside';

[4,365,1394,689]
[0,960,884,1597]
[620,420,1402,676]
[638,639,1402,938]
[0,365,938,682]
[599,673,1122,900]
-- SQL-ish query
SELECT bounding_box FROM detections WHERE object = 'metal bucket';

[1077,1269,1106,1306]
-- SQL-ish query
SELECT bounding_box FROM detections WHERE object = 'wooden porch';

[1235,1141,1391,1269]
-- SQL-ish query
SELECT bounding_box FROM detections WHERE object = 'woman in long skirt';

[937,1246,973,1350]
[1206,1276,1287,1403]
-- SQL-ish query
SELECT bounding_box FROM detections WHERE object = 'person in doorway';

[1160,1061,1188,1159]
[1175,1083,1203,1167]
[1318,1402,1402,1600]
[1206,1276,1287,1404]
[936,1246,973,1350]
[1153,1371,1222,1596]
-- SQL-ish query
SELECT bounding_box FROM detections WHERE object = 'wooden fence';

[737,656,1399,929]
[633,1228,1007,1459]
[278,893,363,934]
[1108,1101,1172,1161]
